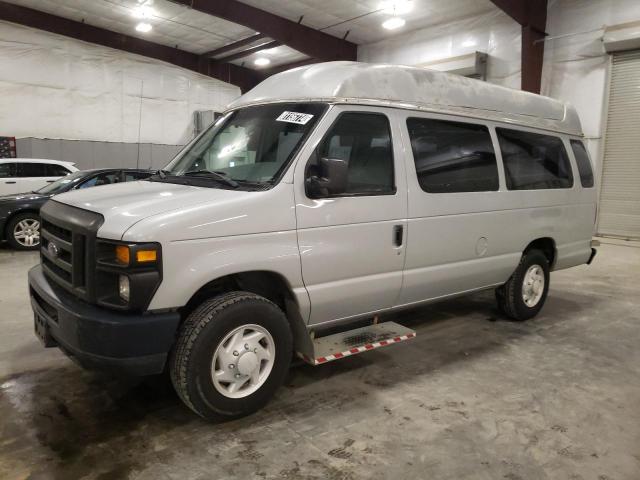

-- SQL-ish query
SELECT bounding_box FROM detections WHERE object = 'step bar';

[297,321,416,366]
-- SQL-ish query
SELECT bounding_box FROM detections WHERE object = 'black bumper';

[28,265,181,376]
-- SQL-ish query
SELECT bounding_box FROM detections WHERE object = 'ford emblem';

[47,241,60,258]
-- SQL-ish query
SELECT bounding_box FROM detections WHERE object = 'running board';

[297,322,416,366]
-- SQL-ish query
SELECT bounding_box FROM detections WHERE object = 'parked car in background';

[0,168,152,250]
[0,159,78,196]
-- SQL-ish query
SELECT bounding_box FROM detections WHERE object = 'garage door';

[598,49,640,239]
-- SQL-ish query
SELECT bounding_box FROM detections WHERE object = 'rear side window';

[406,118,499,193]
[0,162,17,178]
[316,112,395,195]
[18,162,47,177]
[45,164,71,176]
[497,128,573,190]
[570,140,594,188]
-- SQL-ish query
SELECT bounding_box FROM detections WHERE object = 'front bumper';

[28,265,180,376]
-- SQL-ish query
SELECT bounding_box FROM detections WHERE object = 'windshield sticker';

[276,111,314,125]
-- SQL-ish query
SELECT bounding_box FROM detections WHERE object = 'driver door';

[294,106,408,325]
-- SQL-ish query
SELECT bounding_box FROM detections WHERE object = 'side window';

[406,117,499,193]
[0,162,17,178]
[570,140,594,188]
[45,164,71,176]
[18,162,47,177]
[314,112,395,195]
[124,171,152,182]
[78,172,120,189]
[497,128,573,190]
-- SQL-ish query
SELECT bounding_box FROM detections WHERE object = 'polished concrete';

[1,242,639,480]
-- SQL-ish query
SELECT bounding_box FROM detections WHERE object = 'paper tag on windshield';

[276,111,314,125]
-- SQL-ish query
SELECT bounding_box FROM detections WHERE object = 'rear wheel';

[495,250,550,321]
[170,291,292,420]
[7,213,41,250]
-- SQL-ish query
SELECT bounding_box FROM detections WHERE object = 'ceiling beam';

[202,33,266,58]
[169,0,357,61]
[216,40,282,63]
[0,1,263,92]
[263,58,318,76]
[490,0,548,94]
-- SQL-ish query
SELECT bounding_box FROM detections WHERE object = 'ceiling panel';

[4,0,500,71]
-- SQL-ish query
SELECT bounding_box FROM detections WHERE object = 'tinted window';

[407,118,499,193]
[79,172,120,189]
[315,113,394,195]
[0,162,16,178]
[124,171,152,181]
[45,164,71,176]
[18,162,47,177]
[497,129,573,190]
[570,140,594,188]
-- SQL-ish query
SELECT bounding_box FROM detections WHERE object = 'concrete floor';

[1,242,639,480]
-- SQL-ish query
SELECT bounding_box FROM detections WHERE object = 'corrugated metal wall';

[598,50,640,239]
[16,138,183,171]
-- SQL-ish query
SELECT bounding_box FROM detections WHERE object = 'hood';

[0,192,49,203]
[52,180,290,241]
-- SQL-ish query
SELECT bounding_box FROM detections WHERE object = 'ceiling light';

[135,22,152,33]
[132,5,155,19]
[461,39,477,48]
[382,17,406,30]
[381,0,413,15]
[254,57,271,66]
[263,46,280,55]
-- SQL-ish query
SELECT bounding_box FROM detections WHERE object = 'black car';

[0,168,152,250]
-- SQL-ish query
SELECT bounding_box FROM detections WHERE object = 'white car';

[0,158,77,195]
[28,62,598,420]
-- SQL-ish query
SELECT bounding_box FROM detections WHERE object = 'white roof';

[229,61,583,136]
[0,158,75,165]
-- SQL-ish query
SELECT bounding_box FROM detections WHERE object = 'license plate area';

[34,314,57,348]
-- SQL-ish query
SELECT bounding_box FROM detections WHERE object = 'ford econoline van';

[28,62,598,419]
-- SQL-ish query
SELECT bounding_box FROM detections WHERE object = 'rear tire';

[169,291,292,420]
[7,212,41,250]
[495,250,550,321]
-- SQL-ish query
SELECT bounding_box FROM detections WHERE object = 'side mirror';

[305,157,348,198]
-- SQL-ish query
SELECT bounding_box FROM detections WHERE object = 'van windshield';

[161,102,327,189]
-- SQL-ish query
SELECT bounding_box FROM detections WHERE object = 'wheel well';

[4,209,39,238]
[524,237,556,267]
[182,271,299,322]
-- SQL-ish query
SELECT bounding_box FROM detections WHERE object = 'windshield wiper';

[183,170,239,188]
[153,169,171,179]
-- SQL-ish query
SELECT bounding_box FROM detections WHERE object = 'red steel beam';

[0,1,263,92]
[170,0,357,61]
[490,0,548,93]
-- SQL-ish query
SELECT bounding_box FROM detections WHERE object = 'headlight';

[119,275,130,302]
[96,240,162,311]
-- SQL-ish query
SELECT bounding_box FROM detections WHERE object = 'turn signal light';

[115,245,130,265]
[136,249,157,263]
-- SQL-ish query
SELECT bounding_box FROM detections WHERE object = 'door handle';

[393,225,404,247]
[5,181,16,184]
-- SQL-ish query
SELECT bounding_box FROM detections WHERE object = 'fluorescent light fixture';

[254,57,271,66]
[382,17,406,30]
[381,0,413,15]
[135,22,152,33]
[132,5,155,19]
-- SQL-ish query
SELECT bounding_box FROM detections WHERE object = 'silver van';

[28,62,598,419]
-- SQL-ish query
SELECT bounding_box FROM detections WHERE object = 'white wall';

[358,9,521,89]
[358,0,640,172]
[0,21,241,147]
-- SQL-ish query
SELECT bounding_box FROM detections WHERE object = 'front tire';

[7,212,41,250]
[495,250,550,321]
[169,292,292,420]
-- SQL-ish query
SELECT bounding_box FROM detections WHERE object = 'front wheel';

[495,249,550,321]
[170,292,292,420]
[7,212,41,250]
